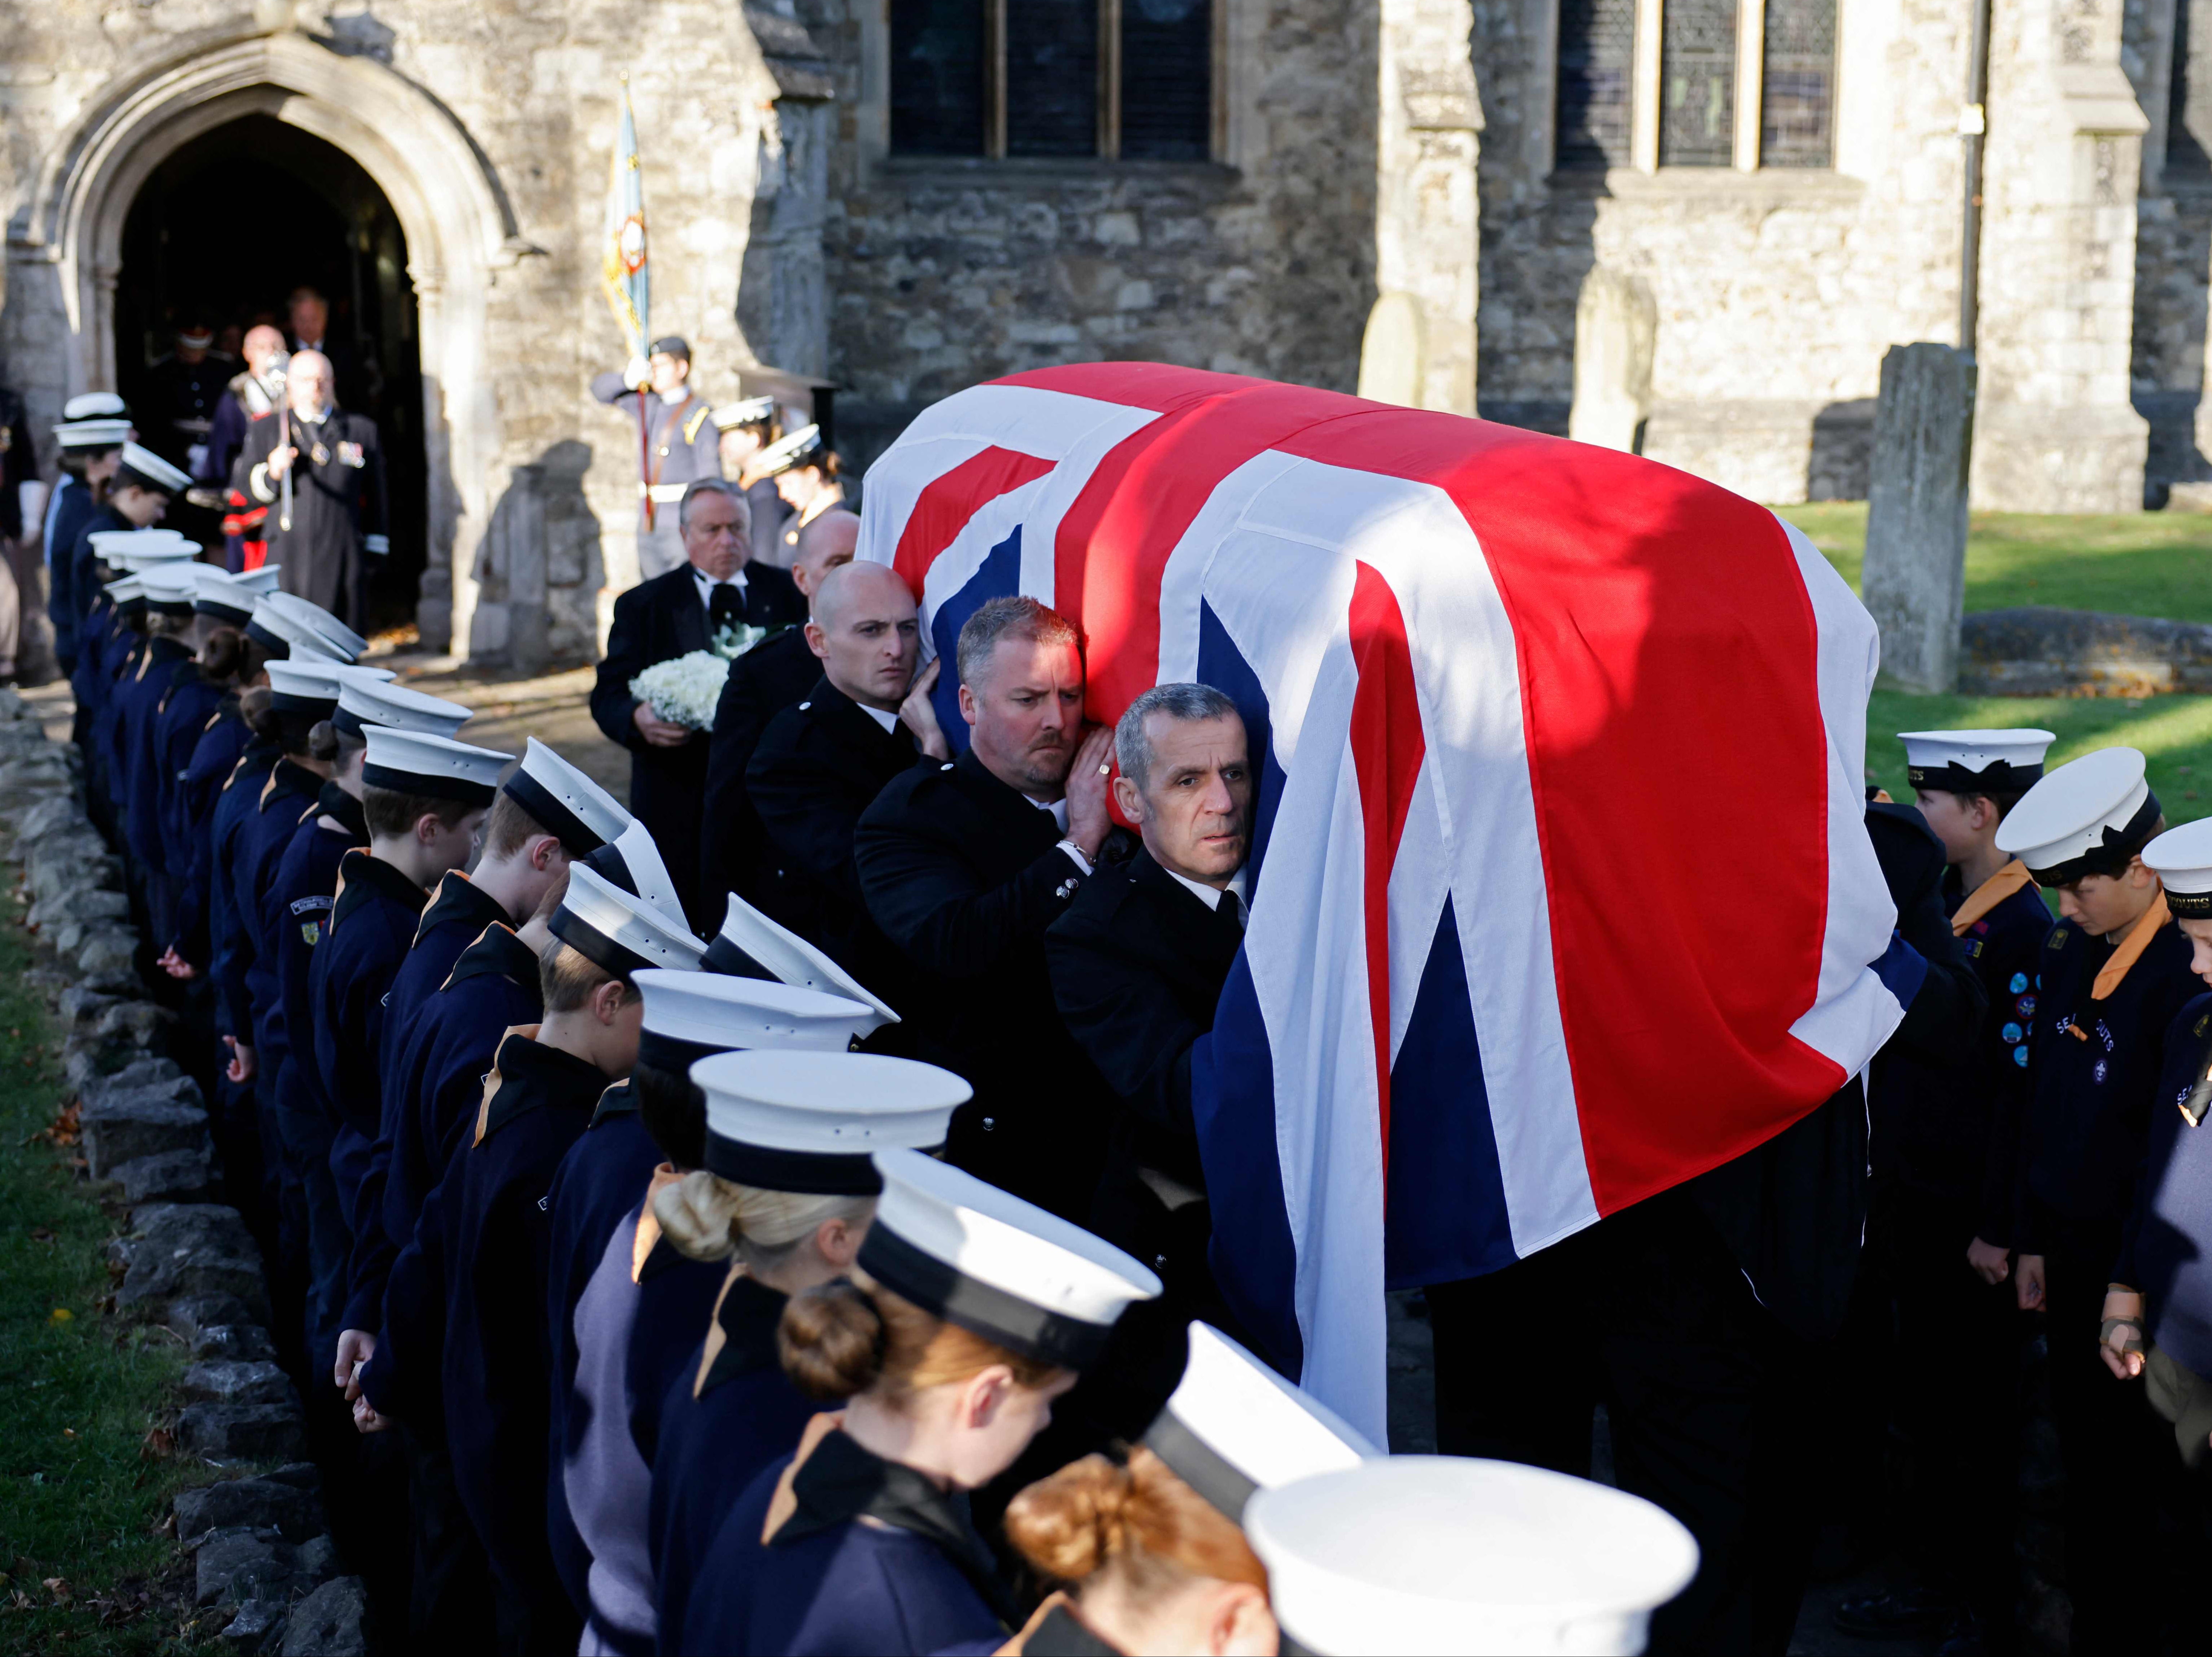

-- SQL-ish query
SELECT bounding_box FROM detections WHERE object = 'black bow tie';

[706,582,743,631]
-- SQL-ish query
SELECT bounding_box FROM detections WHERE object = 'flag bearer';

[1992,747,2200,1651]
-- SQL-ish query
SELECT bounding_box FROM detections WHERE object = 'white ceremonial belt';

[641,483,689,502]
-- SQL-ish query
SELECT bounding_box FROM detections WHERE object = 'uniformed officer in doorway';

[593,336,720,583]
[144,321,232,475]
[711,394,791,568]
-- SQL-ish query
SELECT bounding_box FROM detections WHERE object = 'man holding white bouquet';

[589,478,805,928]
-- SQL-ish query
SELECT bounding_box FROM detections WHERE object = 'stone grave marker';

[1863,343,1977,693]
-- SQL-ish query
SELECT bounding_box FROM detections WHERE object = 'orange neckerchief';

[2092,890,2173,1003]
[472,1023,541,1144]
[692,1260,748,1399]
[630,1162,684,1283]
[761,1412,846,1543]
[1953,859,2037,936]
[994,1594,1082,1657]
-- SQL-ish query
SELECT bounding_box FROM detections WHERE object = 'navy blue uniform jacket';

[153,668,228,864]
[167,702,253,966]
[2117,992,2212,1377]
[683,1420,1008,1656]
[2019,913,2201,1251]
[854,748,1122,1220]
[269,785,365,1128]
[311,850,429,1268]
[650,1273,817,1655]
[116,635,196,875]
[441,1028,611,1632]
[236,760,324,1071]
[204,743,283,1031]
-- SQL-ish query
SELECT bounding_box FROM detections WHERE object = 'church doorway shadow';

[113,113,424,632]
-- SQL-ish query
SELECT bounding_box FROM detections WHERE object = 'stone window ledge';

[1545,166,1866,205]
[871,156,1242,191]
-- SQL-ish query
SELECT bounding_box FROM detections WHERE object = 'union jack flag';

[858,363,1916,1440]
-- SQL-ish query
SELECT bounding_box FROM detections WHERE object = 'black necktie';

[707,583,742,633]
[1216,890,1246,943]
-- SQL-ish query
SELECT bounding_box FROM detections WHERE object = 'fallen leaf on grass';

[42,1577,70,1604]
[8,1588,34,1611]
[139,1427,174,1461]
[29,1227,55,1244]
[32,1101,80,1147]
[48,1308,71,1325]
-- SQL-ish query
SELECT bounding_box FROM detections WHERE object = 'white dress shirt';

[1165,863,1249,925]
[690,563,748,622]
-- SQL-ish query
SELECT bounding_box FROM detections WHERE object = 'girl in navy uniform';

[1992,747,2203,1649]
[682,1147,1159,1656]
[980,1321,1373,1657]
[648,1045,967,1653]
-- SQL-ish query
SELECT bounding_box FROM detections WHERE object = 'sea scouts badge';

[338,441,365,468]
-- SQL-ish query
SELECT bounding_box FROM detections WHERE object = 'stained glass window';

[1761,0,1837,167]
[1122,0,1212,160]
[1557,0,1638,169]
[1661,0,1737,167]
[890,0,987,156]
[1008,0,1099,157]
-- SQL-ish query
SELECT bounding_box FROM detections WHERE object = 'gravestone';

[1567,267,1656,454]
[1358,292,1428,407]
[1863,343,1977,693]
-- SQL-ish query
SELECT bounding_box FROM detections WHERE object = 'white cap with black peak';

[705,889,898,1033]
[579,819,691,935]
[115,441,191,496]
[335,679,473,740]
[1994,747,2161,886]
[501,737,631,856]
[691,1050,967,1196]
[549,862,705,981]
[2143,817,2212,919]
[361,726,511,806]
[633,969,876,1076]
[1897,728,2056,796]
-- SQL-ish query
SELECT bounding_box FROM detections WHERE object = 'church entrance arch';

[23,28,538,654]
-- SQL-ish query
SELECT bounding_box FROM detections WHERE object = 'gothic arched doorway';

[113,114,425,630]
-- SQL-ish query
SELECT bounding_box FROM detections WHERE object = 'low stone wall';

[0,689,367,1655]
[1960,607,2212,697]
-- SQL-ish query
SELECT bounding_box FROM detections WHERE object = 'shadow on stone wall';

[1809,399,1875,500]
[472,440,601,671]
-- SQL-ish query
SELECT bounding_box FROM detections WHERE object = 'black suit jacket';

[855,748,1124,1218]
[746,677,925,1011]
[590,562,805,930]
[1045,851,1243,1274]
[697,627,820,912]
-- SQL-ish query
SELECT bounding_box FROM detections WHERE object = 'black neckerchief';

[439,923,542,994]
[776,1429,1013,1618]
[1024,1603,1120,1657]
[413,868,509,950]
[699,1274,786,1395]
[317,779,368,840]
[224,738,280,793]
[331,848,428,934]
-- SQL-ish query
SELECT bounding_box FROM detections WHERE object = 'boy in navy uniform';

[1992,747,2201,1650]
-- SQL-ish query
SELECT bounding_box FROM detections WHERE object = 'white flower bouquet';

[629,650,731,731]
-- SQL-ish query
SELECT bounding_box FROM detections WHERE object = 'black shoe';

[1836,1587,1961,1639]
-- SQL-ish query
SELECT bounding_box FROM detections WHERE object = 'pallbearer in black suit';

[590,478,807,930]
[698,508,862,910]
[855,597,1125,1219]
[1991,747,2200,1651]
[989,1321,1372,1657]
[680,1147,1160,1657]
[1836,729,2056,1648]
[2108,819,2212,1472]
[747,559,948,999]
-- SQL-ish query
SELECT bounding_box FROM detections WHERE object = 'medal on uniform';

[311,441,330,467]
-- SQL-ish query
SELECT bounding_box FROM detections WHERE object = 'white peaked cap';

[335,679,473,739]
[1994,747,2157,882]
[549,861,705,980]
[582,819,691,934]
[361,726,511,805]
[135,561,200,610]
[64,393,128,420]
[504,737,631,855]
[712,394,777,429]
[691,1050,967,1195]
[859,1147,1160,1369]
[264,658,392,710]
[1245,1457,1701,1657]
[752,422,822,475]
[634,969,875,1065]
[706,889,899,1032]
[261,592,369,658]
[247,596,354,662]
[56,418,132,449]
[90,528,196,566]
[1144,1324,1375,1521]
[2144,817,2212,916]
[236,565,284,595]
[105,574,144,604]
[1898,728,2056,789]
[192,567,265,621]
[116,441,191,494]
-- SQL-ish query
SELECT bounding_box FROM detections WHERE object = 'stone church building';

[0,0,2198,664]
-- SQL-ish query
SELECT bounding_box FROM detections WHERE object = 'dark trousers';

[402,1425,498,1648]
[1879,1185,2023,1642]
[1430,1190,1816,1656]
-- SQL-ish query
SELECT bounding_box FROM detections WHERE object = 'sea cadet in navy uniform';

[589,476,807,929]
[972,1321,1372,1657]
[2108,818,2212,1475]
[1837,729,2058,1648]
[44,397,132,673]
[681,1147,1160,1657]
[436,865,704,1655]
[69,443,187,702]
[648,1048,966,1654]
[1992,747,2200,1651]
[111,563,203,938]
[698,508,862,911]
[746,559,946,997]
[592,336,722,583]
[855,596,1128,1220]
[557,995,922,1656]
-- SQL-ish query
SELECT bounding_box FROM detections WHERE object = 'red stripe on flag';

[1347,561,1425,1180]
[890,445,1057,596]
[1045,378,1353,723]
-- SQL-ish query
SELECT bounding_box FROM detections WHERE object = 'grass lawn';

[1781,501,2212,623]
[1773,504,2212,830]
[0,882,215,1655]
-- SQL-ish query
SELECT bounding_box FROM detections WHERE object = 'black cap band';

[1141,1409,1259,1522]
[245,618,290,655]
[148,596,195,618]
[2166,887,2212,919]
[636,1026,727,1076]
[858,1225,1111,1370]
[704,1131,887,1196]
[701,933,777,981]
[268,688,337,717]
[1907,760,2043,795]
[331,704,369,738]
[547,903,649,982]
[362,762,497,807]
[502,768,610,856]
[2024,792,2163,887]
[196,599,254,625]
